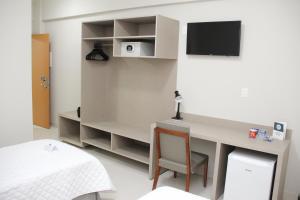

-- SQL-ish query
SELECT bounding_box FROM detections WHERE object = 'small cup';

[249,128,258,139]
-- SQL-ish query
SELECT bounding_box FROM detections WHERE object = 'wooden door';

[32,34,50,128]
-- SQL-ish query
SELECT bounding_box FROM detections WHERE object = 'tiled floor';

[33,126,213,200]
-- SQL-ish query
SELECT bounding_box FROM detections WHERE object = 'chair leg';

[185,171,191,192]
[203,160,208,188]
[152,165,161,190]
[174,171,177,178]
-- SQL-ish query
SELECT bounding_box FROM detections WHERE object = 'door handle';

[40,75,49,88]
[43,79,49,88]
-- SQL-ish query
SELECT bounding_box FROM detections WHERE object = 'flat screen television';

[186,21,241,56]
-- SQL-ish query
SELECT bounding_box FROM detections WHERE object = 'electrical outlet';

[240,88,249,98]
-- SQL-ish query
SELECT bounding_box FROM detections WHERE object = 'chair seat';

[159,152,208,174]
[191,151,208,173]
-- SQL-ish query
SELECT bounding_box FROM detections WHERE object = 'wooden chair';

[152,121,209,192]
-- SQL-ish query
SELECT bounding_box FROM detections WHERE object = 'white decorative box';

[272,122,287,140]
[121,42,154,57]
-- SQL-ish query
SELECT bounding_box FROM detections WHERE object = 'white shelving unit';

[82,15,179,59]
[59,15,178,165]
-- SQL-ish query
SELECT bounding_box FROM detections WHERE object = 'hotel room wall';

[0,0,33,147]
[32,0,42,34]
[39,0,300,198]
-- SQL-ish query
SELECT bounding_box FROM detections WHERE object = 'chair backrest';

[155,121,191,165]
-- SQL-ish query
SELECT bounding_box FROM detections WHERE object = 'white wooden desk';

[149,113,290,200]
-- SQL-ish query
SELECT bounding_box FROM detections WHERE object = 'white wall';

[40,0,300,197]
[42,0,200,21]
[0,0,33,147]
[32,0,41,34]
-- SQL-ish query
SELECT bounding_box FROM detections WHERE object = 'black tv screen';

[186,21,241,56]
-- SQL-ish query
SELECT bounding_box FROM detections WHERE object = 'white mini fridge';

[223,149,277,200]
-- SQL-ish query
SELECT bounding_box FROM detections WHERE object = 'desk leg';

[149,123,157,179]
[271,147,290,200]
[211,143,234,200]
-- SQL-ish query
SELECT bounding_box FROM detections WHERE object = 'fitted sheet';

[138,186,209,200]
[0,139,114,200]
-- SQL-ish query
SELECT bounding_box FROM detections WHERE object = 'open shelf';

[82,37,114,41]
[114,16,156,37]
[59,111,80,122]
[60,136,82,147]
[114,35,156,40]
[112,134,150,164]
[82,20,114,38]
[59,113,82,147]
[82,137,111,151]
[81,124,112,150]
[81,121,150,143]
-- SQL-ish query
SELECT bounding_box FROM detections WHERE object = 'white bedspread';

[138,186,210,200]
[0,139,114,200]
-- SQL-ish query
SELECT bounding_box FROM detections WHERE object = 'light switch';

[241,88,248,97]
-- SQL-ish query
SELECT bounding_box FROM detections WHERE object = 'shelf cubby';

[81,124,112,151]
[59,111,82,147]
[82,20,114,38]
[114,16,156,37]
[112,134,150,164]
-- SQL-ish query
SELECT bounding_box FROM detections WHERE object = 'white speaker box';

[121,42,154,57]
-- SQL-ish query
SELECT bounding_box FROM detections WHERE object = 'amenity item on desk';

[249,128,273,142]
[172,90,183,120]
[257,128,267,139]
[0,139,114,200]
[138,186,209,200]
[272,121,287,140]
[223,149,276,200]
[152,121,208,192]
[248,128,258,138]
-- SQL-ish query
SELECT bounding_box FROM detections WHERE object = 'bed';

[138,186,210,200]
[0,139,114,200]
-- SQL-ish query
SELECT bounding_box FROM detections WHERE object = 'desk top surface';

[161,114,290,155]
